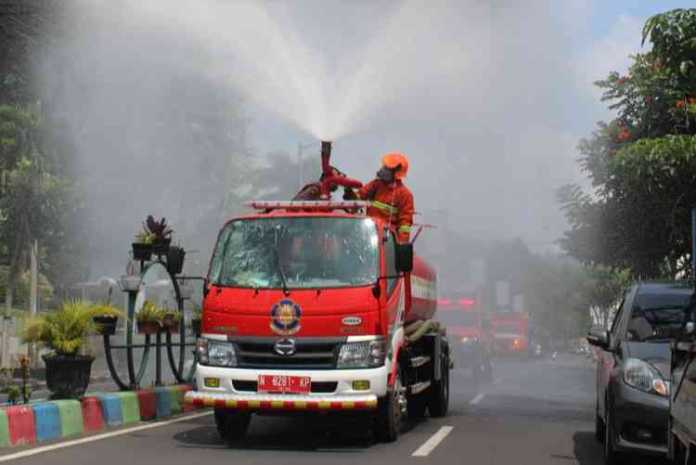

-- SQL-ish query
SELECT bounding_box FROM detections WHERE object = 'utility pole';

[28,240,38,365]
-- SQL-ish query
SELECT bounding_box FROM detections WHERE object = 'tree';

[560,9,696,279]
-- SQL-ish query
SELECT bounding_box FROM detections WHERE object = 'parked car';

[587,281,692,464]
[668,294,696,464]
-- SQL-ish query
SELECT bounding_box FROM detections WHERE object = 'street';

[1,353,666,465]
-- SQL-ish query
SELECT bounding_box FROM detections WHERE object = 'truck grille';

[231,337,345,370]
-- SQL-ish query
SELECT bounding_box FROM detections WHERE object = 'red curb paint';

[137,390,157,421]
[81,397,105,432]
[175,386,194,412]
[6,405,36,446]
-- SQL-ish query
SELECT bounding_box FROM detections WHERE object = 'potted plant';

[191,304,202,337]
[132,231,155,261]
[166,246,186,275]
[90,304,124,336]
[144,216,173,255]
[22,300,98,399]
[136,300,164,335]
[162,308,181,333]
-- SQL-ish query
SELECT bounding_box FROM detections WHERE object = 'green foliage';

[89,304,124,318]
[561,9,696,279]
[22,300,99,356]
[134,231,155,245]
[136,300,166,323]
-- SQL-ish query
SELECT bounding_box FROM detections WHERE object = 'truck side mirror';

[395,243,413,273]
[587,327,610,350]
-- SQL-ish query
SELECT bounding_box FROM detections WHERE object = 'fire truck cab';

[186,200,449,443]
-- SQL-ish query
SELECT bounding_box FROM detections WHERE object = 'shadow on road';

[172,414,426,452]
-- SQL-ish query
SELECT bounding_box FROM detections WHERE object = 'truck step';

[410,356,431,368]
[409,381,431,395]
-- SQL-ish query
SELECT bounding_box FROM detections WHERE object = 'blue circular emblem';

[270,299,302,335]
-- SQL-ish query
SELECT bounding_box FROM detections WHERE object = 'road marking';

[411,426,454,457]
[470,393,485,405]
[0,411,212,463]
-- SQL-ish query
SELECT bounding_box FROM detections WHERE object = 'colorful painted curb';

[0,384,201,448]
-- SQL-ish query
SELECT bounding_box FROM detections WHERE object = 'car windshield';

[626,291,692,341]
[208,217,379,289]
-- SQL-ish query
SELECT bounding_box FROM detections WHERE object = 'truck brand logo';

[273,338,296,356]
[270,299,302,335]
[341,316,362,326]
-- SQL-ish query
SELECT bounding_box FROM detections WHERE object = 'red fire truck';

[185,199,449,443]
[490,311,529,355]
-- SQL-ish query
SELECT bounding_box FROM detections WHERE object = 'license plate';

[257,375,311,394]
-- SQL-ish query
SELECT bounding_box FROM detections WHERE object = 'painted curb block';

[52,400,84,438]
[154,387,171,418]
[1,384,198,448]
[97,394,123,427]
[136,390,156,421]
[81,397,104,432]
[115,392,139,425]
[6,405,35,446]
[0,409,9,448]
[32,403,60,443]
[168,387,182,415]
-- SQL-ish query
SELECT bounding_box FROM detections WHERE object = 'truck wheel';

[214,408,251,444]
[428,354,450,418]
[375,369,405,442]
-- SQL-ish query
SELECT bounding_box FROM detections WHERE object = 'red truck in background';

[186,200,450,444]
[490,311,529,355]
[436,297,493,382]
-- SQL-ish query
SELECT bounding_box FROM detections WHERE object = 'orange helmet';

[381,152,409,180]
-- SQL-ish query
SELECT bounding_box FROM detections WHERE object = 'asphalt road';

[0,353,670,465]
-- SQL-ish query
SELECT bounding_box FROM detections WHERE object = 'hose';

[405,319,443,343]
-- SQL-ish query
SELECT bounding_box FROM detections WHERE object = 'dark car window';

[625,290,692,342]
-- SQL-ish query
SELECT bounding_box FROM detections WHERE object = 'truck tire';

[214,408,251,444]
[428,354,450,418]
[375,369,405,442]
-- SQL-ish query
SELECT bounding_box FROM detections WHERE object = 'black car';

[588,281,692,464]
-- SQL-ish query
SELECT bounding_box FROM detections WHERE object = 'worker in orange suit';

[349,152,414,243]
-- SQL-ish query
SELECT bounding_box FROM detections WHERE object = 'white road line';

[0,411,212,463]
[411,426,454,457]
[470,393,486,405]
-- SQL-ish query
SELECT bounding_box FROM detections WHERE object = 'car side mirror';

[587,327,610,350]
[203,278,210,298]
[395,243,414,273]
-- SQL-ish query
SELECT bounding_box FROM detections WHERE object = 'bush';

[22,300,99,356]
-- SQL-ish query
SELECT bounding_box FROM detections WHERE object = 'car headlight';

[197,338,237,367]
[623,358,669,397]
[337,338,386,368]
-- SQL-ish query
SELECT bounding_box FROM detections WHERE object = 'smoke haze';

[39,0,624,278]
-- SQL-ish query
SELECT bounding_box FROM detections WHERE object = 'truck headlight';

[337,338,386,369]
[197,338,237,367]
[623,358,669,397]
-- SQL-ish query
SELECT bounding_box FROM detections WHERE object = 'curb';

[0,385,201,447]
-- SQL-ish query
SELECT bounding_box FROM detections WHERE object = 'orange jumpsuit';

[357,179,414,242]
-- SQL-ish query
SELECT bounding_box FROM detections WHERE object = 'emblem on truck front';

[270,299,302,335]
[274,338,296,356]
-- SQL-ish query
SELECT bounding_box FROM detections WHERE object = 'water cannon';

[317,140,362,199]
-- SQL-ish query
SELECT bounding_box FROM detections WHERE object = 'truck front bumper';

[185,364,387,412]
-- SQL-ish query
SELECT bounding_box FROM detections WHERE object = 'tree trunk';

[2,216,29,368]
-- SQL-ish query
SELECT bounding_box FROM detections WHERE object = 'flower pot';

[191,319,202,337]
[42,354,94,399]
[132,243,153,261]
[93,315,118,336]
[162,314,180,333]
[152,238,172,256]
[137,320,161,335]
[166,246,186,275]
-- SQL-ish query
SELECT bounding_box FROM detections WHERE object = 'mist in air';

[40,0,592,278]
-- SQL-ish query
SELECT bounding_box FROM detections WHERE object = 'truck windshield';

[209,217,379,289]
